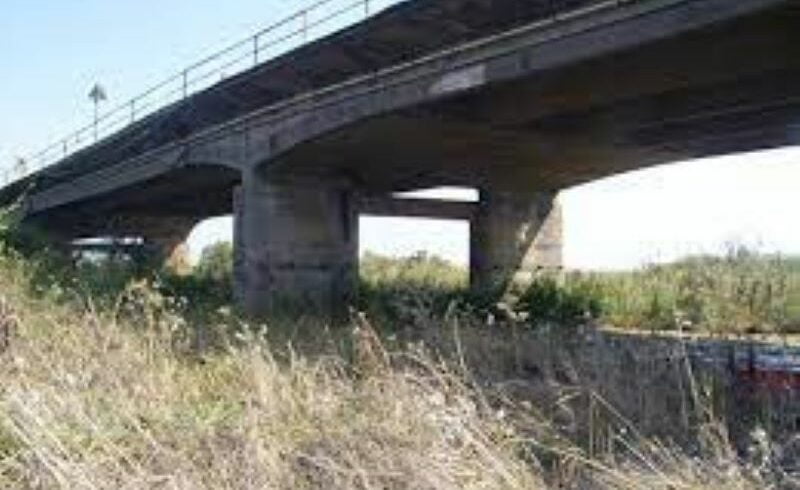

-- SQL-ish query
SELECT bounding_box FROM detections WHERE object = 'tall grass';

[581,249,800,335]
[358,247,800,336]
[1,232,799,487]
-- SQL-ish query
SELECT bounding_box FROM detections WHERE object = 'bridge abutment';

[234,172,358,318]
[470,189,562,294]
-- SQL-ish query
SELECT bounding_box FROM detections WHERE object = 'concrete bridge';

[1,0,799,316]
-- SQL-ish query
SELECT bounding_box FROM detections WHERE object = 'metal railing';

[3,0,392,187]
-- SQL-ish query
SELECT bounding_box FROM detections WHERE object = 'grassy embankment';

[1,209,799,488]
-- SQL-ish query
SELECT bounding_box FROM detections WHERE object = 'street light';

[88,83,107,142]
[14,157,27,179]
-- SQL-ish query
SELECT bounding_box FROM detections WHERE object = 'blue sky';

[0,0,302,162]
[3,1,800,270]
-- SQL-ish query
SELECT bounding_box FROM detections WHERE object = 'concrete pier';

[145,219,196,273]
[234,172,358,317]
[470,189,562,294]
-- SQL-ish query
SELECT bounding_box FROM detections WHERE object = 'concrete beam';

[70,241,146,255]
[358,196,476,221]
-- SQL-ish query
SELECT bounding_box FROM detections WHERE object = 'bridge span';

[2,0,799,316]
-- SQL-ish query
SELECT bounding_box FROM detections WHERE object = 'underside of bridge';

[8,0,800,318]
[264,2,800,191]
[231,0,800,316]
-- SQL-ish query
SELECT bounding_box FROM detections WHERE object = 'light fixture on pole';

[14,157,27,179]
[88,83,108,142]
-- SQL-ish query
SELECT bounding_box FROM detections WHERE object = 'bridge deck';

[22,0,603,194]
[5,0,798,235]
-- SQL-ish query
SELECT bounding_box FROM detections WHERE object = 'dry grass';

[0,289,541,489]
[0,248,791,489]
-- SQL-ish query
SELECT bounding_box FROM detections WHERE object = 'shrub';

[517,275,603,327]
[358,251,469,326]
[194,241,233,284]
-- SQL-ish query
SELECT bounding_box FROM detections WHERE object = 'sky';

[2,1,800,270]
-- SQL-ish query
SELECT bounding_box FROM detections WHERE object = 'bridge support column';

[470,189,562,294]
[234,172,358,319]
[148,236,192,274]
[139,217,196,273]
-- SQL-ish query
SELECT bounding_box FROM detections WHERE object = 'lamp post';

[88,83,107,142]
[14,157,27,179]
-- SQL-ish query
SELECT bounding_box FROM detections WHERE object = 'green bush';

[517,275,603,327]
[358,251,469,325]
[194,241,233,284]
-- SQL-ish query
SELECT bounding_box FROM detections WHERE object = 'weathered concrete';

[234,171,358,317]
[359,195,477,221]
[11,0,799,217]
[470,190,562,293]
